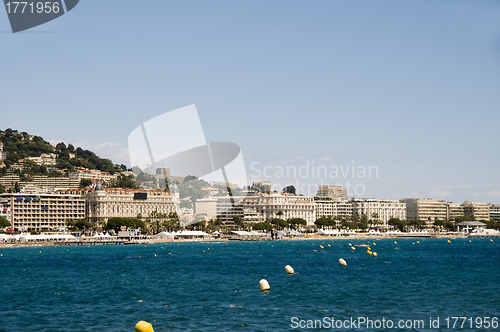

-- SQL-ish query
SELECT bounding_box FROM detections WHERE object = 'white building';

[197,193,316,225]
[401,198,447,226]
[489,204,500,220]
[0,141,4,161]
[68,169,117,184]
[351,198,406,227]
[0,193,85,231]
[57,186,179,225]
[463,201,489,221]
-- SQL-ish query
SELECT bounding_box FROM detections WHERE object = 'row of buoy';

[260,260,348,291]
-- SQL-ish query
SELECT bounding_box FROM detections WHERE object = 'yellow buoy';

[135,321,154,332]
[373,252,378,257]
[339,258,347,266]
[351,246,355,250]
[327,244,331,247]
[373,242,376,246]
[367,250,372,255]
[259,279,270,291]
[416,241,420,244]
[285,265,295,274]
[320,245,324,249]
[490,239,493,242]
[367,247,371,250]
[447,240,451,243]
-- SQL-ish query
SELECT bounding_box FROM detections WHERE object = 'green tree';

[79,179,92,188]
[253,222,272,231]
[0,216,10,228]
[388,217,406,231]
[288,218,307,229]
[269,218,288,229]
[282,185,296,195]
[105,217,137,232]
[314,216,335,229]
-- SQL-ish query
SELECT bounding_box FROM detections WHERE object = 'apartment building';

[32,176,80,189]
[446,202,464,221]
[68,169,116,184]
[314,198,353,227]
[0,175,20,189]
[0,193,85,231]
[316,185,348,200]
[489,204,500,220]
[463,201,489,221]
[401,198,447,226]
[199,193,316,225]
[351,198,406,226]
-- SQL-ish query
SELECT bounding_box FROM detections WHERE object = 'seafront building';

[462,201,490,221]
[57,186,179,225]
[314,198,353,226]
[401,198,448,226]
[351,198,406,226]
[0,193,85,231]
[196,193,316,225]
[489,204,500,220]
[446,202,465,221]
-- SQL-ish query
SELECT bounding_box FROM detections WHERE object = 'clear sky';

[1,0,500,203]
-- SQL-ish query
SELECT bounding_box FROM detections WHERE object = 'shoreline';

[0,233,475,248]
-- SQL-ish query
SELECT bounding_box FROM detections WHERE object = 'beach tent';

[316,229,341,236]
[249,231,269,236]
[155,232,174,239]
[176,231,209,238]
[231,231,253,236]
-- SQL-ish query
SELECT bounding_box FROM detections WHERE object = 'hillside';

[0,128,128,178]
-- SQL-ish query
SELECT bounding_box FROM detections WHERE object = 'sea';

[0,238,499,332]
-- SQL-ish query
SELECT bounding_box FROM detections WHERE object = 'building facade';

[57,187,178,225]
[489,204,500,220]
[446,202,464,221]
[68,169,117,184]
[463,201,489,221]
[316,185,348,201]
[401,198,447,226]
[351,198,406,226]
[0,193,85,231]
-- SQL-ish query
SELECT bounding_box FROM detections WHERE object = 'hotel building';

[401,198,447,226]
[462,201,490,221]
[57,186,178,225]
[351,198,406,226]
[0,193,85,231]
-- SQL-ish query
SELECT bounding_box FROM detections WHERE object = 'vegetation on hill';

[0,128,128,178]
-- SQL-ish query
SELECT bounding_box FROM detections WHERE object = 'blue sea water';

[0,238,499,332]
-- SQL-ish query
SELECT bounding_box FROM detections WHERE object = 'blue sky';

[1,0,500,202]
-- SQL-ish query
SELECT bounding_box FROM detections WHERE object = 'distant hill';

[0,128,127,177]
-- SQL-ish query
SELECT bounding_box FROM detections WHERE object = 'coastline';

[0,233,471,248]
